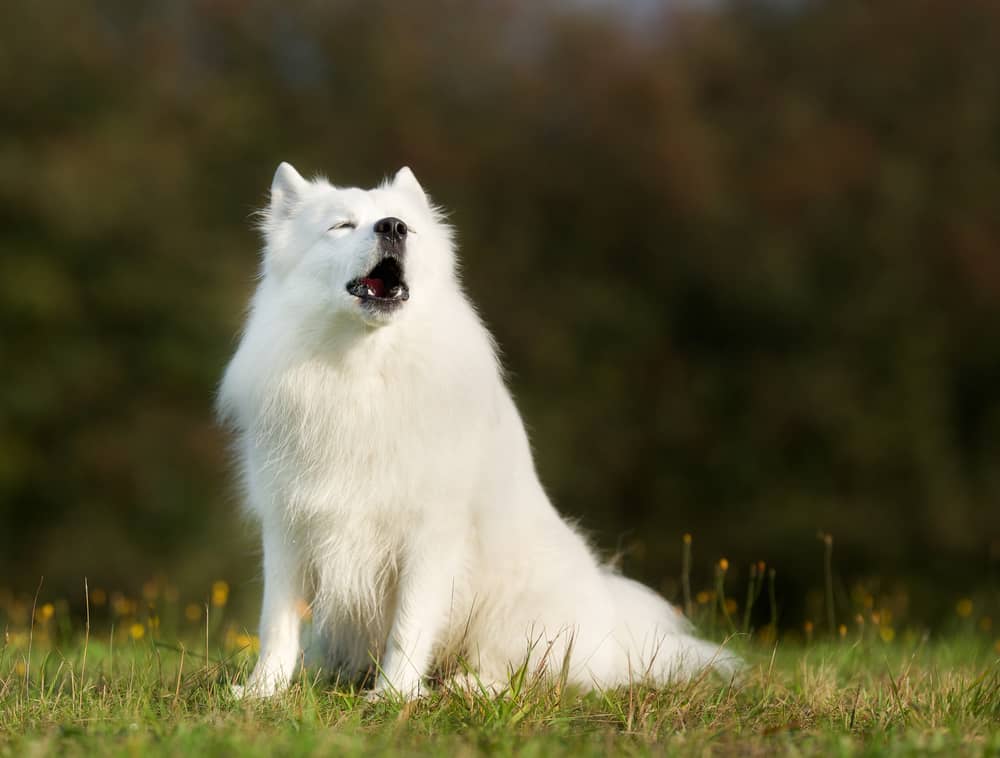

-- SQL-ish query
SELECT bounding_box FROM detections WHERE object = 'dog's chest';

[246,359,479,521]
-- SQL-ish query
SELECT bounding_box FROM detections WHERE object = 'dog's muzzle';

[346,217,410,312]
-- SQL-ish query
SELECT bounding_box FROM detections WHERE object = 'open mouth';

[346,255,409,310]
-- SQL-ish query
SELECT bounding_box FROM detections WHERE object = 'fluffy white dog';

[218,163,734,699]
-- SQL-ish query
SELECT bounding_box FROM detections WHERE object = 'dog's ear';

[269,162,309,221]
[392,166,429,208]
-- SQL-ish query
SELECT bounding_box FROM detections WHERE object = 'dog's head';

[258,163,453,327]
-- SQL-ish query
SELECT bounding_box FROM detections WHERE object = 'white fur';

[218,163,735,699]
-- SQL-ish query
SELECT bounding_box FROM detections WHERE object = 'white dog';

[218,163,734,699]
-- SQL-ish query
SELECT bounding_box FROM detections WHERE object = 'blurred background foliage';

[1,0,999,628]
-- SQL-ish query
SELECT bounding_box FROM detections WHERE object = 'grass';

[1,628,998,756]
[2,545,998,756]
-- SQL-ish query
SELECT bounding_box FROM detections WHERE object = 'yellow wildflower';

[129,623,145,640]
[35,603,54,623]
[212,581,229,607]
[956,599,973,618]
[111,594,136,616]
[880,627,895,643]
[235,633,260,653]
[185,603,202,622]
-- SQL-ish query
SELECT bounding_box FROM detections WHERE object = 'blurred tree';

[0,0,997,624]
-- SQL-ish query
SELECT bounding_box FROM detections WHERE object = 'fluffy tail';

[604,571,739,684]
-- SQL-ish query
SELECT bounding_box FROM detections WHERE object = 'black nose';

[374,217,407,242]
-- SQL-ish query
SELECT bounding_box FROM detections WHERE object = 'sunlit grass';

[1,535,998,755]
[0,628,997,756]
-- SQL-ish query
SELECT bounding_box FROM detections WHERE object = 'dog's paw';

[231,669,288,700]
[366,677,424,703]
[363,687,388,704]
[443,672,507,698]
[231,681,284,700]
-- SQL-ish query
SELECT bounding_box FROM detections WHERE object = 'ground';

[2,632,998,756]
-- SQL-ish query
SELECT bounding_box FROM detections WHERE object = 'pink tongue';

[361,277,386,297]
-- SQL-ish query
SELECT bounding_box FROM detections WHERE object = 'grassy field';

[2,626,998,756]
[2,560,998,755]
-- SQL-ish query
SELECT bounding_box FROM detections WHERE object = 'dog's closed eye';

[328,220,357,231]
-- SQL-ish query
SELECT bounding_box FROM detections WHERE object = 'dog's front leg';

[373,537,464,700]
[237,520,303,698]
